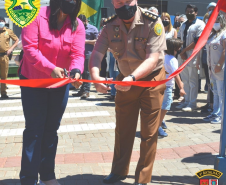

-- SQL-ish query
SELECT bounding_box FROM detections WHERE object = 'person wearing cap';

[73,14,98,99]
[207,2,217,12]
[176,4,205,111]
[0,16,19,99]
[89,0,166,184]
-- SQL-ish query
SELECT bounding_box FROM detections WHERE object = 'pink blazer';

[21,6,85,79]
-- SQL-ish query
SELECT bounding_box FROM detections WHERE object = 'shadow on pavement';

[152,175,198,185]
[0,174,134,185]
[212,129,221,134]
[182,152,216,166]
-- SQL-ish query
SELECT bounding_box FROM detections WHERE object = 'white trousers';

[180,65,198,107]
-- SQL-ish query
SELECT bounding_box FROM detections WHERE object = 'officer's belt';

[0,52,7,57]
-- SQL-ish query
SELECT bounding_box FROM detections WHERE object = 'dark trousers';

[80,58,91,92]
[19,79,69,185]
[112,68,166,183]
[174,74,181,97]
[100,54,107,78]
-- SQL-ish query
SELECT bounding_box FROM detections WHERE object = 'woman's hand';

[179,88,186,97]
[71,73,83,89]
[51,67,64,78]
[215,65,222,73]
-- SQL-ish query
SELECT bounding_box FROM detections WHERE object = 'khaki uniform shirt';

[94,7,167,77]
[0,27,18,53]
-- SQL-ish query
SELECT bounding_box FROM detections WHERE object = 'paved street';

[0,81,221,185]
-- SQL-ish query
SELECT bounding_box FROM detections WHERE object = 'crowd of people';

[0,0,224,185]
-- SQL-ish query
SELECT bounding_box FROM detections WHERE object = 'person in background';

[201,13,226,124]
[19,0,85,184]
[0,16,19,99]
[159,38,186,137]
[178,14,187,25]
[158,12,177,137]
[106,51,119,100]
[176,4,205,111]
[99,18,108,78]
[73,14,98,99]
[197,12,214,113]
[207,2,217,12]
[148,6,158,16]
[161,12,177,39]
[173,14,187,101]
[173,12,181,30]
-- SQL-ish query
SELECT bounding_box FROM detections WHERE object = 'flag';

[78,0,103,29]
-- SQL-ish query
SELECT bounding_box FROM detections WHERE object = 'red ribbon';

[3,0,226,88]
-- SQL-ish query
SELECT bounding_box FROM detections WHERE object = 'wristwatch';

[129,74,136,81]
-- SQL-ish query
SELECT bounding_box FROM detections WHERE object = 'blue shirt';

[85,23,99,58]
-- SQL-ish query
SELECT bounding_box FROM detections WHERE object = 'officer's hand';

[115,76,132,92]
[94,77,112,94]
[215,65,222,73]
[71,73,83,89]
[51,67,64,78]
[7,49,13,56]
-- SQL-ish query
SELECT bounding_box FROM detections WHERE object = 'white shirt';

[206,31,226,80]
[178,18,205,67]
[164,54,178,87]
[165,28,176,39]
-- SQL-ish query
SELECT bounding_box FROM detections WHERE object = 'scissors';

[63,68,69,78]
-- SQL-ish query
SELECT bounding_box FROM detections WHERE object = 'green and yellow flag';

[78,0,103,29]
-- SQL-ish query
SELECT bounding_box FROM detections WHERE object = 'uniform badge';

[5,0,41,28]
[154,23,162,36]
[213,45,218,50]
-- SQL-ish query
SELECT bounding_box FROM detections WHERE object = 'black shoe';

[107,95,115,101]
[72,91,83,97]
[134,183,147,185]
[80,92,90,99]
[1,94,8,99]
[103,173,127,184]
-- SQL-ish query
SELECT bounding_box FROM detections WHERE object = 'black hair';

[185,4,198,13]
[165,38,183,56]
[0,16,5,22]
[49,0,82,32]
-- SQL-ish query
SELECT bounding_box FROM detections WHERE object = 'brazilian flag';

[78,0,104,29]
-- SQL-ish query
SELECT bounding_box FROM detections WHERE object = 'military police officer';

[89,0,166,184]
[0,17,19,99]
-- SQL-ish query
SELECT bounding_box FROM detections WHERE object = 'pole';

[214,55,226,184]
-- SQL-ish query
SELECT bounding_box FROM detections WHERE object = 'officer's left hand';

[115,76,133,92]
[7,49,13,56]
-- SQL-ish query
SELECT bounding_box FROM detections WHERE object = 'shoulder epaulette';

[142,11,158,22]
[103,14,118,25]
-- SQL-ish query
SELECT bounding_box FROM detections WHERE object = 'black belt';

[0,52,7,57]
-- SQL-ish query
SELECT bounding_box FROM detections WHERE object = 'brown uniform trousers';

[111,67,166,183]
[0,55,9,95]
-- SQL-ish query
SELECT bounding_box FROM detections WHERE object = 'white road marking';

[0,122,116,137]
[0,111,110,123]
[0,102,102,111]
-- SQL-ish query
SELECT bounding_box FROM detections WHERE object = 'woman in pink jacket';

[19,0,85,184]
